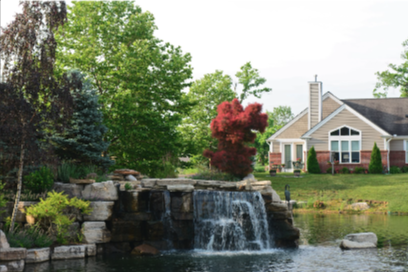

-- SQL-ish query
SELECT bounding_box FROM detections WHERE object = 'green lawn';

[254,172,408,213]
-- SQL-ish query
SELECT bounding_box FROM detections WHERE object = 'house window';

[329,126,361,164]
[296,145,303,161]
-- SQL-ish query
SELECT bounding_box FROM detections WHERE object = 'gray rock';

[5,202,38,223]
[125,175,137,181]
[0,260,24,271]
[167,185,194,192]
[0,231,9,249]
[266,202,288,212]
[156,179,196,188]
[351,202,369,211]
[122,191,140,213]
[196,180,223,187]
[51,245,85,260]
[271,189,281,202]
[84,244,96,256]
[0,248,27,261]
[25,247,50,263]
[141,179,157,188]
[0,265,6,272]
[82,222,111,244]
[82,181,118,201]
[53,182,84,198]
[83,201,114,221]
[242,174,256,181]
[340,232,378,249]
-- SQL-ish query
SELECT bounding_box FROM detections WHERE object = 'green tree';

[55,1,193,176]
[235,62,272,103]
[373,39,408,98]
[368,142,383,174]
[307,146,320,174]
[51,71,114,169]
[179,71,236,164]
[254,106,293,165]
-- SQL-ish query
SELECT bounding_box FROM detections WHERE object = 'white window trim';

[328,125,362,164]
[405,140,408,164]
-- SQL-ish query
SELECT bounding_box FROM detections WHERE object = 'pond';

[25,213,408,272]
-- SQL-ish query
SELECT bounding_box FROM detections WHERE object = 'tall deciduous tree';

[0,1,75,231]
[235,62,272,103]
[254,106,293,165]
[179,71,236,164]
[203,99,268,178]
[373,39,408,98]
[55,1,193,176]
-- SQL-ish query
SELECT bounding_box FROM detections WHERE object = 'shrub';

[326,167,332,174]
[23,166,54,193]
[340,167,350,174]
[368,142,383,174]
[0,182,6,215]
[353,167,365,174]
[6,227,53,248]
[125,183,132,191]
[192,168,240,181]
[57,162,75,183]
[401,166,408,173]
[307,146,321,173]
[390,166,402,174]
[26,191,92,244]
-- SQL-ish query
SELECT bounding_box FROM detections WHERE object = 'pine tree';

[368,142,383,174]
[307,146,321,174]
[51,72,113,169]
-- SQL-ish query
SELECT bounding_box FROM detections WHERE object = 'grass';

[254,172,408,213]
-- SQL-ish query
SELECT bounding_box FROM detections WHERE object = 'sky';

[1,0,407,115]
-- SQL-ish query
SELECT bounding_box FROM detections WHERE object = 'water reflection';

[25,214,408,272]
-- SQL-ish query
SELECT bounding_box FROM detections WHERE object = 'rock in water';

[131,244,159,256]
[340,232,377,249]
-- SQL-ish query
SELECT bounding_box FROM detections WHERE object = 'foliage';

[57,162,103,181]
[368,142,383,174]
[353,167,366,174]
[340,167,350,174]
[57,162,74,183]
[192,168,241,182]
[373,39,408,97]
[3,189,48,202]
[235,62,272,103]
[0,1,76,231]
[179,71,236,165]
[326,167,332,174]
[307,146,321,174]
[51,71,114,169]
[0,182,6,215]
[203,99,268,179]
[23,167,54,194]
[56,1,193,176]
[125,183,132,191]
[254,106,293,165]
[6,227,53,249]
[26,191,92,244]
[390,166,402,174]
[401,166,408,173]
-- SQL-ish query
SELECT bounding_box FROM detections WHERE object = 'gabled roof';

[266,91,342,141]
[342,98,408,136]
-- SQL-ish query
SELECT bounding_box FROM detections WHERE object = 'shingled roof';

[342,97,408,135]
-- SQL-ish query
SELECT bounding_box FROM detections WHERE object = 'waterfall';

[162,190,175,248]
[193,190,271,251]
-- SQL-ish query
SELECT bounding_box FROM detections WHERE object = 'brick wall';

[390,151,407,167]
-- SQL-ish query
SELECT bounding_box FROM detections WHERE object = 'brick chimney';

[308,75,322,129]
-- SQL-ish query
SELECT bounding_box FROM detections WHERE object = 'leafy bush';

[326,167,332,174]
[401,166,408,173]
[340,167,350,174]
[57,162,103,181]
[254,165,266,173]
[26,191,92,245]
[307,146,321,174]
[353,167,365,174]
[6,227,53,248]
[192,168,240,181]
[0,182,6,215]
[155,161,177,178]
[23,166,54,193]
[390,166,402,174]
[368,142,383,174]
[125,183,132,191]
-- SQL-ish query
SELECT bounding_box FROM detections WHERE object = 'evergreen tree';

[368,142,383,174]
[51,72,113,169]
[307,146,321,174]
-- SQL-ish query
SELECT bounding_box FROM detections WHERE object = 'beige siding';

[309,83,320,128]
[390,140,404,151]
[322,96,341,119]
[308,108,385,151]
[272,142,280,152]
[279,113,309,138]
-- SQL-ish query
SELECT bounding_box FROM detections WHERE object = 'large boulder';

[0,231,9,249]
[0,260,24,271]
[141,179,157,188]
[340,232,377,249]
[82,222,111,244]
[351,202,369,211]
[125,175,137,181]
[156,179,196,188]
[0,265,6,272]
[83,201,114,221]
[131,244,159,256]
[114,169,140,176]
[53,182,84,198]
[82,181,118,201]
[84,244,96,256]
[51,245,86,260]
[0,248,27,261]
[25,247,50,263]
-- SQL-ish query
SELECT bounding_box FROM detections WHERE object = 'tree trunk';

[10,140,25,232]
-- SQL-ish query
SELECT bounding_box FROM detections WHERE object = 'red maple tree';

[203,98,268,178]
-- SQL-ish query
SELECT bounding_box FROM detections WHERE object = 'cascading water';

[162,191,175,248]
[193,190,271,251]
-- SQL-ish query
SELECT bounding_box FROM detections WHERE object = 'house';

[266,78,408,173]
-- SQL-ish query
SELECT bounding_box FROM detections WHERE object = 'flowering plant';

[296,157,302,162]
